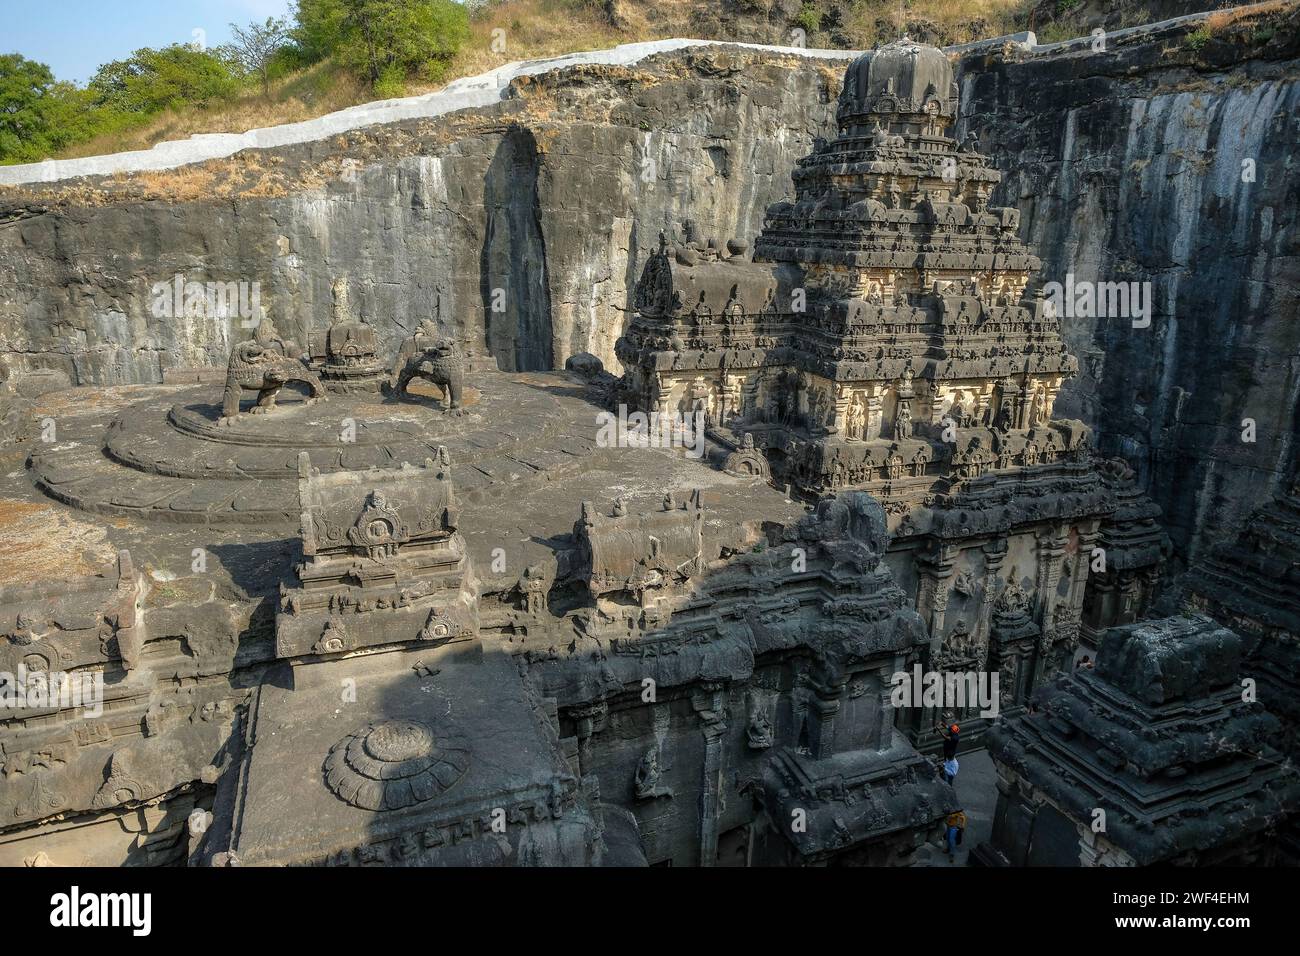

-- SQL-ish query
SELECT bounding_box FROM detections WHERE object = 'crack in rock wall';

[0,50,841,387]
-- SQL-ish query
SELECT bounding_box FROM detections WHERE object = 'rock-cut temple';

[0,38,1294,869]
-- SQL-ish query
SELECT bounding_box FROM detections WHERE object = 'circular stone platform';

[324,717,470,811]
[30,372,606,526]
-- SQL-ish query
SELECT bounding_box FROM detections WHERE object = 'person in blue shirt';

[945,809,967,861]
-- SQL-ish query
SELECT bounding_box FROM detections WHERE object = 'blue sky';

[4,0,296,84]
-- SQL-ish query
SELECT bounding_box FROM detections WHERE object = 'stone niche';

[978,615,1299,867]
[275,450,478,660]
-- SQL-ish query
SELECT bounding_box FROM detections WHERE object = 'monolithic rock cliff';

[958,8,1299,567]
[0,5,1296,567]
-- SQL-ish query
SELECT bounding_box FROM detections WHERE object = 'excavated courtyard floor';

[2,370,804,603]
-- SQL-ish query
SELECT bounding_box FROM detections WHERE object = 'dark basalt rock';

[617,36,1084,500]
[980,614,1299,866]
[3,17,1296,869]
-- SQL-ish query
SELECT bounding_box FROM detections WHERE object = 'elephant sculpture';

[221,340,324,420]
[388,337,465,416]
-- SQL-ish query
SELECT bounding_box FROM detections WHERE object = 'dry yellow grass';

[1206,0,1292,31]
[54,60,371,161]
[841,0,1032,46]
[433,0,629,83]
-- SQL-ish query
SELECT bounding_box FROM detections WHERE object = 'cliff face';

[959,10,1300,566]
[0,49,846,386]
[0,8,1296,564]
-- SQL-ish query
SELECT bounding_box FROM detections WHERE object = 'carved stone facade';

[0,550,240,866]
[979,615,1299,866]
[3,37,1274,871]
[1079,457,1171,648]
[617,38,1082,501]
[613,39,1159,749]
[1181,476,1300,761]
[528,491,956,866]
[275,450,477,660]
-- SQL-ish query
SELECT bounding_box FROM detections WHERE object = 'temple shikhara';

[618,39,1078,499]
[0,35,1294,872]
[617,38,1159,753]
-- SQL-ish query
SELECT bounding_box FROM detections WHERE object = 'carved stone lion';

[221,340,324,420]
[390,340,465,415]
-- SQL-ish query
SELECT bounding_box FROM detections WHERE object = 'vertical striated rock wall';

[957,12,1300,565]
[0,50,844,388]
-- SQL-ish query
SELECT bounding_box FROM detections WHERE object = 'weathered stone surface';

[2,15,1291,568]
[275,451,477,660]
[1179,475,1300,757]
[957,7,1300,564]
[1,13,1296,869]
[0,47,848,388]
[612,38,1178,755]
[981,614,1299,866]
[29,371,598,526]
[0,549,242,866]
[617,38,1081,499]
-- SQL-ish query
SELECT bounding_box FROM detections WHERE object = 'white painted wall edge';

[0,1,1270,189]
[0,39,855,187]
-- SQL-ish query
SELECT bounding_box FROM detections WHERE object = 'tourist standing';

[937,722,960,785]
[945,808,967,862]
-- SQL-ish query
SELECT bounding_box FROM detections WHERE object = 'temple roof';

[987,614,1299,865]
[838,38,958,126]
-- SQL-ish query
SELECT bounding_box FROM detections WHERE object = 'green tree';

[0,55,101,163]
[226,16,292,97]
[0,54,55,161]
[88,44,238,114]
[294,0,470,87]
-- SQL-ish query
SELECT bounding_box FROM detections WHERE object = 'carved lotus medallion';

[324,718,470,811]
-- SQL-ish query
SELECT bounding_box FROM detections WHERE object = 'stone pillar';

[808,686,842,758]
[652,374,672,417]
[692,682,727,867]
[1118,578,1142,625]
[1033,526,1069,629]
[741,375,760,423]
[919,544,960,650]
[930,389,947,427]
[977,541,1008,650]
[978,382,997,426]
[1067,527,1100,617]
[834,385,852,435]
[1032,526,1069,686]
[1015,383,1034,429]
[568,699,608,778]
[910,545,959,741]
[873,664,896,751]
[1081,572,1114,647]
